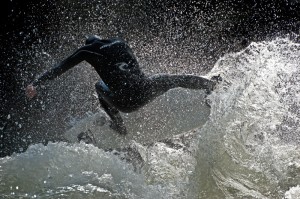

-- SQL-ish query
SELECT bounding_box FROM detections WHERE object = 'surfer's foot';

[205,74,222,107]
[211,74,222,83]
[109,114,127,135]
[110,121,127,134]
[205,74,222,95]
[77,129,96,144]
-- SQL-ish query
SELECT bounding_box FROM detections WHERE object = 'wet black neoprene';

[32,36,215,134]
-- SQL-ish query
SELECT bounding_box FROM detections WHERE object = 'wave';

[1,38,300,199]
[193,37,300,198]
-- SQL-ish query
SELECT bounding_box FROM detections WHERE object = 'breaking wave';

[1,38,300,199]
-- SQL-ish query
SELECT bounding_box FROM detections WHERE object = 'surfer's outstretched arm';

[26,45,101,99]
[31,46,100,87]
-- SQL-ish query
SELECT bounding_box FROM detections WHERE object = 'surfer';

[26,35,220,134]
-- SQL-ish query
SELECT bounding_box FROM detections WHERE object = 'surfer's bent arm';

[32,45,100,87]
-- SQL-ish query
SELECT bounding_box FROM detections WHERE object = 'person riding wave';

[26,35,220,134]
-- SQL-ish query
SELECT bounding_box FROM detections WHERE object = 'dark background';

[1,0,299,157]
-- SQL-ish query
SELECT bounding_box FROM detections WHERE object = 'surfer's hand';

[25,84,37,99]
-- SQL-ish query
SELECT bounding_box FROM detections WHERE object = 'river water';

[1,38,300,198]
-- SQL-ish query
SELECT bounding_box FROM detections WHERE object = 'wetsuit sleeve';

[32,45,96,86]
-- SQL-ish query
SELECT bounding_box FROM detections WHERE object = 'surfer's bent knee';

[95,81,113,96]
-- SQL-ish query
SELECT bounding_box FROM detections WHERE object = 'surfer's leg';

[95,81,127,134]
[148,74,216,95]
[98,98,127,134]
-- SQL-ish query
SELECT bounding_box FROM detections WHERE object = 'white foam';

[195,38,300,198]
[285,185,300,199]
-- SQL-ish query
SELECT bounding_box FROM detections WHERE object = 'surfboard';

[64,88,210,149]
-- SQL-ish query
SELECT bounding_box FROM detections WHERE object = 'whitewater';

[1,38,300,199]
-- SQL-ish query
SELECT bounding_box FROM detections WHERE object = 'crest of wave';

[192,38,300,199]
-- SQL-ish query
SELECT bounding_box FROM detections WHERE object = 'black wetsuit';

[32,36,215,134]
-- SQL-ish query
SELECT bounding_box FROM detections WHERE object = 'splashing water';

[1,38,300,199]
[193,37,300,198]
[0,142,169,199]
